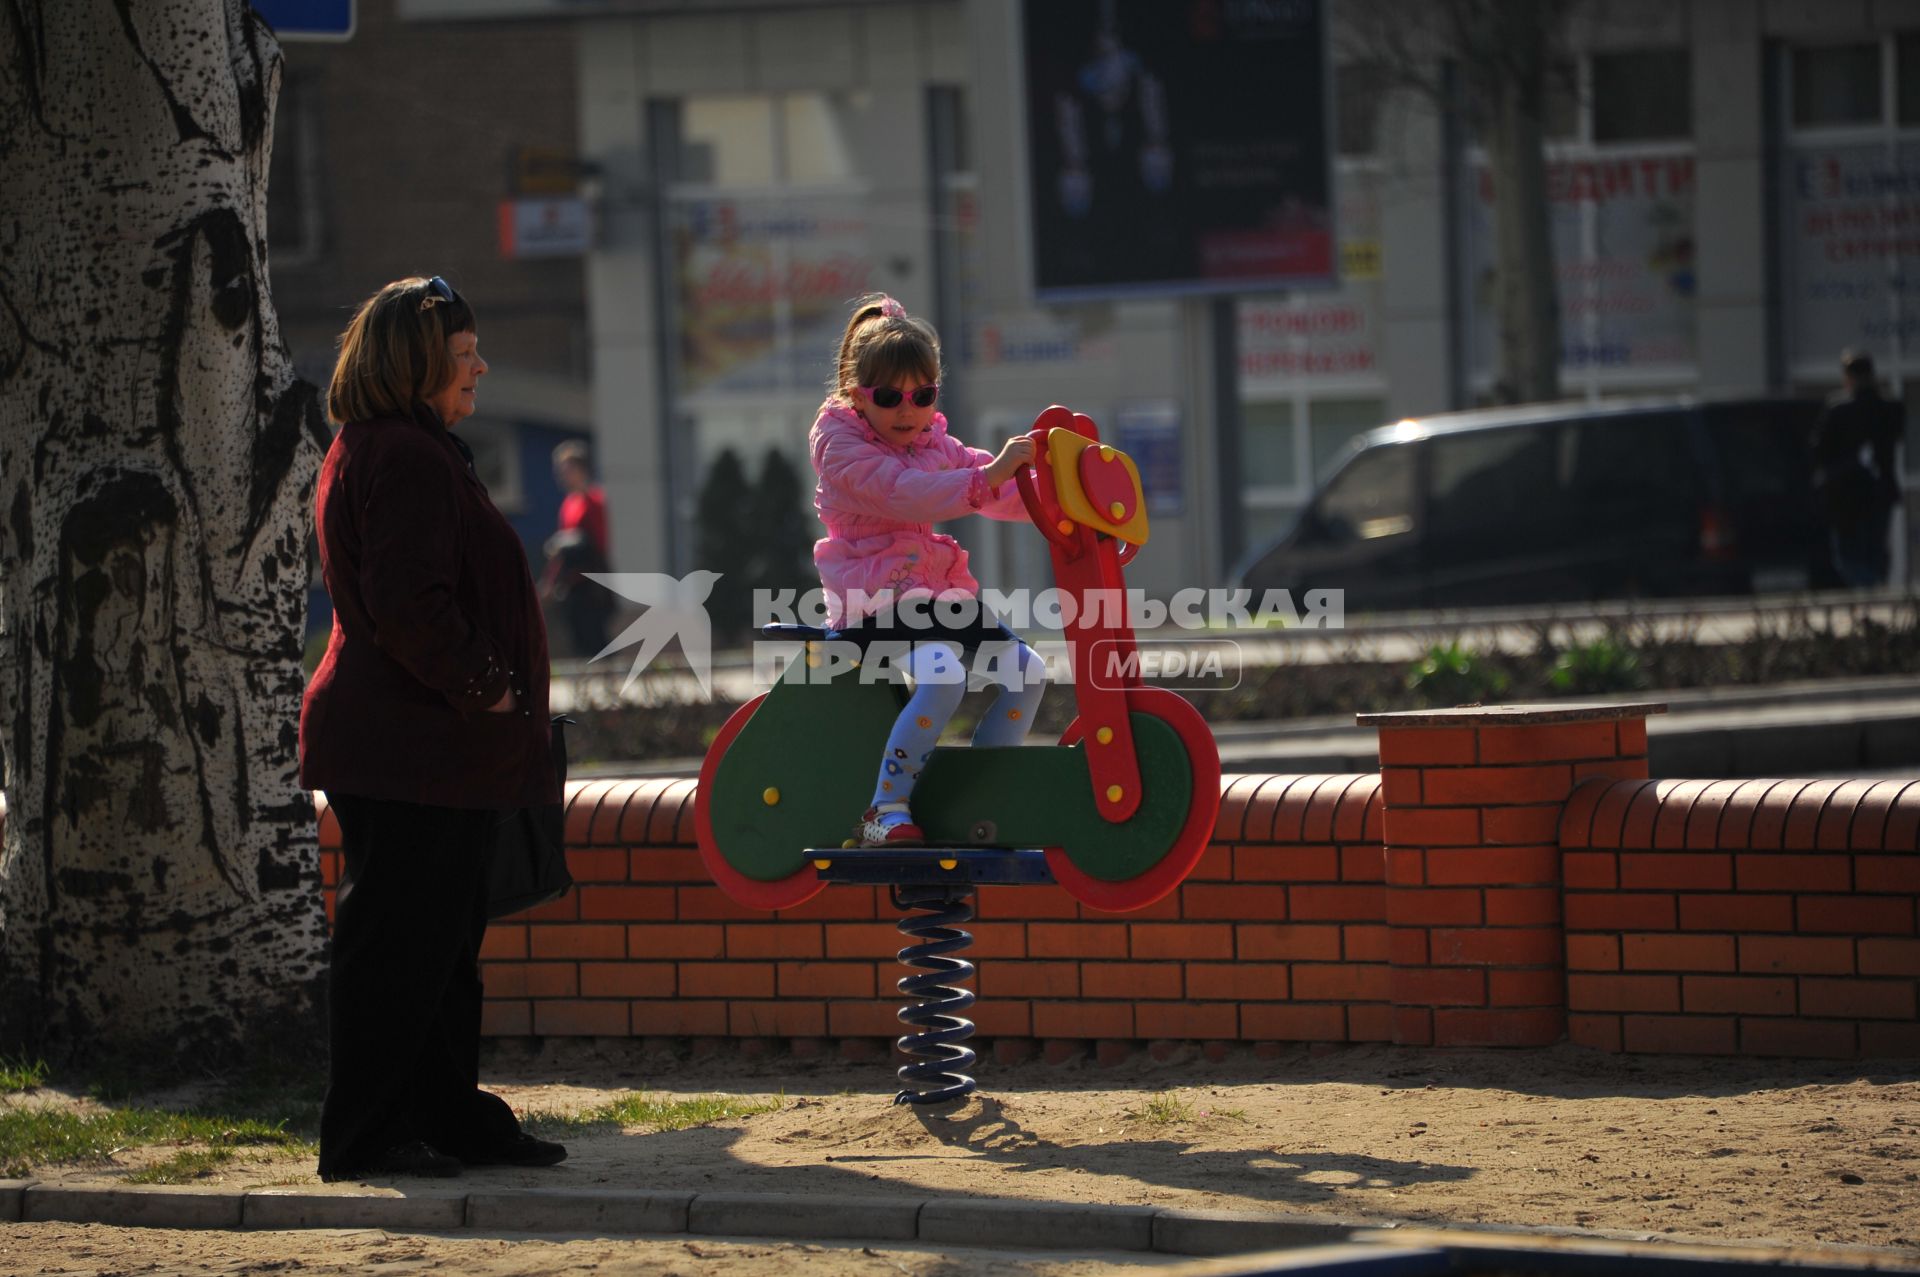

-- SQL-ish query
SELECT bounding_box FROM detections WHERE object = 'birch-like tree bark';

[0,0,330,1058]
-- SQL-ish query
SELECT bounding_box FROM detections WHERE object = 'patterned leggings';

[869,640,1046,822]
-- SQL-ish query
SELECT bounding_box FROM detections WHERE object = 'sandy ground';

[6,1040,1920,1274]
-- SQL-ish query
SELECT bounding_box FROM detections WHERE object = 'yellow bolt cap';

[939,858,957,871]
[1106,784,1124,803]
[1109,501,1125,519]
[1057,519,1074,535]
[1100,446,1114,461]
[1096,726,1114,745]
[813,859,832,870]
[762,787,780,805]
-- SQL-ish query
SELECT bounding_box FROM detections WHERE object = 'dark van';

[1235,397,1825,612]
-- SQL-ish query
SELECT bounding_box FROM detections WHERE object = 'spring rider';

[695,405,1222,1104]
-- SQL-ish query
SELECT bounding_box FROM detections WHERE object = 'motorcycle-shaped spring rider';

[696,406,1221,1103]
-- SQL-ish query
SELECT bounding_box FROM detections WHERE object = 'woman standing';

[301,275,565,1180]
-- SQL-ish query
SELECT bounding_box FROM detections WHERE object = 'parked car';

[1235,396,1826,613]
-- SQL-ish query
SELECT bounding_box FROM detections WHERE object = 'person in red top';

[300,275,566,1181]
[540,440,615,658]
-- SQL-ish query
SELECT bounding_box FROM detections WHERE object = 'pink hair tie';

[878,295,906,319]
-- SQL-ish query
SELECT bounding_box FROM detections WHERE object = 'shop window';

[1592,49,1690,143]
[1243,401,1297,490]
[1900,32,1920,126]
[1792,43,1881,128]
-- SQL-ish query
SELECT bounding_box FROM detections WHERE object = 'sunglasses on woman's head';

[418,276,457,310]
[861,383,939,410]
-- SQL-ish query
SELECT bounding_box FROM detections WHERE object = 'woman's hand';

[484,687,516,713]
[982,436,1037,487]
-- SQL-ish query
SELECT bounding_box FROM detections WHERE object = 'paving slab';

[465,1187,692,1235]
[242,1188,465,1231]
[1151,1206,1367,1256]
[919,1197,1156,1252]
[688,1190,922,1241]
[0,1180,37,1224]
[24,1184,242,1229]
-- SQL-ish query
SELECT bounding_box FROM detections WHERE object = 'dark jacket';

[300,412,558,810]
[1812,389,1906,527]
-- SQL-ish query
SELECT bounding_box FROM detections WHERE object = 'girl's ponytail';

[831,294,940,401]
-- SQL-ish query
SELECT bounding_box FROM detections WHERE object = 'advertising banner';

[1021,0,1334,300]
[1781,142,1920,376]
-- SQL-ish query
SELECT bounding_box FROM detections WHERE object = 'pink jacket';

[810,400,1028,625]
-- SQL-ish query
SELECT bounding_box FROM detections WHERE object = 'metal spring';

[890,884,978,1106]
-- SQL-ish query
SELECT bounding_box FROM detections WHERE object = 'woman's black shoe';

[357,1140,463,1178]
[466,1132,568,1167]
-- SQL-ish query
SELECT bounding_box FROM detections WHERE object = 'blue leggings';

[870,640,1046,817]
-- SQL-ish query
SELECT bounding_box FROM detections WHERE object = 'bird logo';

[582,570,723,700]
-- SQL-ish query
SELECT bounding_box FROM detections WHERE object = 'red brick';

[1735,854,1851,892]
[529,924,626,960]
[1190,843,1234,882]
[827,1002,908,1037]
[1798,977,1917,1019]
[1678,894,1794,932]
[1623,1015,1737,1055]
[1377,727,1477,766]
[1381,767,1422,806]
[1563,893,1676,932]
[518,893,579,923]
[1344,923,1390,962]
[1858,938,1920,977]
[1682,974,1795,1015]
[1619,853,1732,892]
[533,1001,629,1036]
[482,962,578,999]
[1386,849,1424,886]
[1424,846,1560,886]
[628,848,703,882]
[678,962,776,998]
[1622,933,1736,972]
[1568,1012,1622,1051]
[576,886,675,922]
[1242,1003,1348,1041]
[979,884,1076,919]
[1684,781,1745,849]
[1131,923,1234,959]
[566,848,630,883]
[1479,720,1619,763]
[1574,759,1650,784]
[1381,807,1481,847]
[1856,855,1920,893]
[971,1002,1032,1037]
[1562,852,1617,889]
[1798,895,1914,934]
[480,1001,531,1036]
[1081,961,1183,999]
[1428,927,1561,966]
[978,961,1079,999]
[1392,1006,1433,1046]
[1390,928,1430,965]
[1186,962,1289,1001]
[1739,935,1856,975]
[1135,1003,1238,1039]
[777,960,877,999]
[1488,967,1565,1006]
[627,923,726,959]
[1860,1022,1920,1057]
[1347,1003,1396,1042]
[480,925,527,961]
[729,1001,827,1037]
[1740,1018,1857,1058]
[1238,923,1343,961]
[824,922,908,960]
[1567,973,1680,1013]
[1291,884,1388,921]
[1031,1001,1133,1039]
[1431,1007,1563,1047]
[1566,934,1620,971]
[1421,764,1573,806]
[1234,845,1339,882]
[1390,966,1486,1006]
[1291,963,1390,1002]
[1482,805,1564,845]
[676,886,765,921]
[1181,884,1288,920]
[1089,892,1182,920]
[1485,887,1560,927]
[579,961,676,998]
[1617,719,1648,754]
[724,924,824,959]
[1385,888,1483,927]
[633,999,729,1037]
[776,887,877,921]
[1026,923,1125,959]
[969,923,1029,957]
[1340,845,1386,883]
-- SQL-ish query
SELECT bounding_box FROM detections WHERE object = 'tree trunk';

[0,0,330,1059]
[1479,0,1562,404]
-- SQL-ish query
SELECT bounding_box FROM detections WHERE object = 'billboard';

[1021,0,1334,301]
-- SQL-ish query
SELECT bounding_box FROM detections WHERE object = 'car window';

[1703,402,1816,501]
[1427,427,1562,537]
[1311,443,1416,542]
[1565,412,1697,505]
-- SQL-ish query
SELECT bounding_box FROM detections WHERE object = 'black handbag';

[485,715,577,920]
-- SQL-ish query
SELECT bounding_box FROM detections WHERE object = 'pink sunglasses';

[860,383,940,410]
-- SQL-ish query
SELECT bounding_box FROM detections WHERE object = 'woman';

[301,275,566,1180]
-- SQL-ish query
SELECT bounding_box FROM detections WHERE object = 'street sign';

[251,0,355,41]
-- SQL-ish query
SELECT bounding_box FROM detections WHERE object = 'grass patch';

[126,1147,237,1184]
[0,1105,313,1178]
[1135,1092,1196,1125]
[524,1092,782,1136]
[0,1054,49,1093]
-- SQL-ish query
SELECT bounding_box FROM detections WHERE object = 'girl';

[810,294,1046,847]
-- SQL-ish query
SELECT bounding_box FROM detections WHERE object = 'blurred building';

[282,0,1920,597]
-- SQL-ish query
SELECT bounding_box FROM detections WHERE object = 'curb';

[8,1181,1919,1272]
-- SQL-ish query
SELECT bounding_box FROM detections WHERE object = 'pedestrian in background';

[540,439,615,658]
[1811,349,1906,588]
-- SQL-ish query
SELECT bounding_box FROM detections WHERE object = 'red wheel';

[695,694,827,911]
[1046,687,1221,912]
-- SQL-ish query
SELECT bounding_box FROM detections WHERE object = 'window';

[267,73,323,268]
[676,93,862,186]
[1314,442,1415,543]
[1901,32,1920,126]
[1592,49,1690,143]
[1336,63,1389,157]
[1565,413,1697,513]
[1427,428,1562,538]
[1792,43,1881,128]
[1243,401,1297,489]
